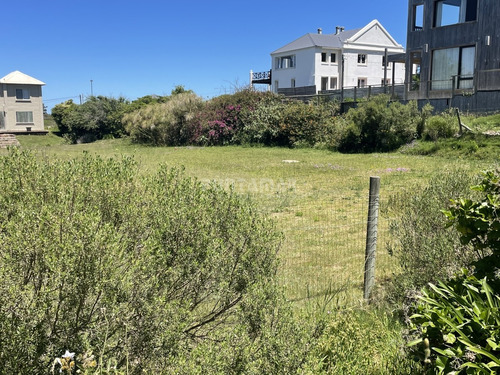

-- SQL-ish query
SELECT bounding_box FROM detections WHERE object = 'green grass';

[462,112,500,132]
[401,133,500,159]
[5,134,494,305]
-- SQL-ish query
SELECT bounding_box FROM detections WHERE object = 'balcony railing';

[250,70,271,85]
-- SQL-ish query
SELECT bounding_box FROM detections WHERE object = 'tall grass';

[8,137,494,306]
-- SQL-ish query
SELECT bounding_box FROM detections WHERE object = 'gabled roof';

[344,19,403,48]
[271,19,403,55]
[0,71,45,85]
[272,28,360,54]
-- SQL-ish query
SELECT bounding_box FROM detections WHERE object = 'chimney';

[335,26,340,34]
[318,28,322,34]
[340,26,345,32]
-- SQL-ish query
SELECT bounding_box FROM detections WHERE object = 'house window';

[330,77,338,89]
[357,78,367,88]
[276,55,296,69]
[291,78,296,88]
[16,111,34,123]
[16,89,30,100]
[381,78,391,86]
[330,53,336,63]
[431,46,475,90]
[413,4,424,31]
[358,54,367,65]
[321,52,327,63]
[321,77,329,91]
[434,0,477,27]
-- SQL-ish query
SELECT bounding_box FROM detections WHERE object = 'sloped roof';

[271,19,403,55]
[0,71,45,85]
[272,27,360,54]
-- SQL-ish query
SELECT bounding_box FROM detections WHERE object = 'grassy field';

[6,133,496,305]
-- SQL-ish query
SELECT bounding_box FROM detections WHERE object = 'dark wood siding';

[406,0,500,93]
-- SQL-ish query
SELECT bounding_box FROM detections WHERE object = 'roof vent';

[335,26,345,35]
[318,28,322,34]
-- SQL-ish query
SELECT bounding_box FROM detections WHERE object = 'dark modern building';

[394,0,500,111]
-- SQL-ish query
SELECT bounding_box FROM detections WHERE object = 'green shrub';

[123,92,203,145]
[423,113,456,141]
[339,95,426,153]
[240,98,338,147]
[237,100,286,145]
[386,168,479,304]
[52,96,129,143]
[304,309,422,374]
[408,168,500,374]
[0,149,282,374]
[408,271,500,374]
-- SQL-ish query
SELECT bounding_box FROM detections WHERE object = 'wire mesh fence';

[270,173,412,305]
[214,164,416,306]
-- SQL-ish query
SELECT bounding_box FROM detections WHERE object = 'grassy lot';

[7,134,496,305]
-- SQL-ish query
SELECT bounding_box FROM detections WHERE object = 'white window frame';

[358,54,367,65]
[357,78,367,88]
[16,111,34,124]
[275,55,296,69]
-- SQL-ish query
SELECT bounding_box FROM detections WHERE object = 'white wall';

[342,49,405,88]
[271,48,316,92]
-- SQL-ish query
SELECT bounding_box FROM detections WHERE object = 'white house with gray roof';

[271,20,405,95]
[0,71,46,133]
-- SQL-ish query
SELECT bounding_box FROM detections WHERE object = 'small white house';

[0,71,46,133]
[271,20,405,94]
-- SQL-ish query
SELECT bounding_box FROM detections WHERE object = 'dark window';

[16,89,30,100]
[330,53,336,63]
[431,46,475,90]
[321,52,327,62]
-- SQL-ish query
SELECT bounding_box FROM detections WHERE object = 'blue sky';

[2,0,409,111]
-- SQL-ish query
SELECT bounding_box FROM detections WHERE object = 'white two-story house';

[0,71,46,133]
[271,20,406,95]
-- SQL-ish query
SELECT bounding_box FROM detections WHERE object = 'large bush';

[187,89,275,146]
[239,97,338,147]
[408,169,500,374]
[52,96,129,143]
[123,92,203,146]
[423,111,457,141]
[0,149,282,374]
[338,95,429,152]
[387,168,479,304]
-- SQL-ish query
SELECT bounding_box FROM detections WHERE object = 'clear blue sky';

[2,0,409,112]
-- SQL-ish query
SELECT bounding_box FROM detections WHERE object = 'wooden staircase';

[0,134,21,148]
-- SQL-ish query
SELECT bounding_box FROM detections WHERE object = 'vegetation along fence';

[220,164,409,306]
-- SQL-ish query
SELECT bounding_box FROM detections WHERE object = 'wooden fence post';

[364,176,380,302]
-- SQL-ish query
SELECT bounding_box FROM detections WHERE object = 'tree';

[52,96,129,143]
[51,99,78,134]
